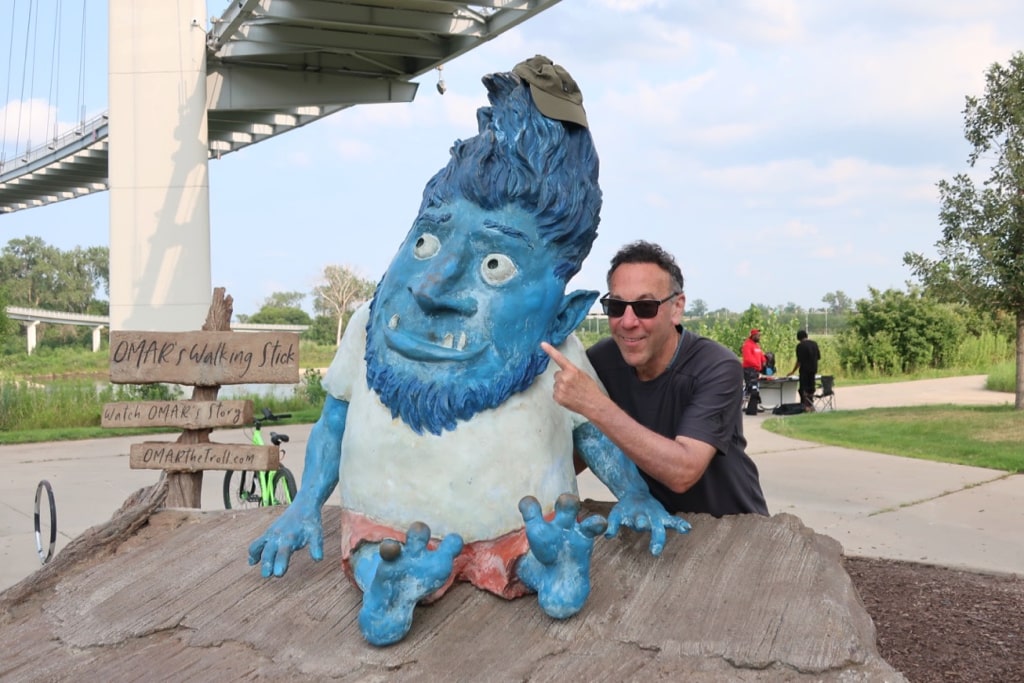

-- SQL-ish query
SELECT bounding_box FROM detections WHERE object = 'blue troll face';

[364,69,602,435]
[365,198,594,435]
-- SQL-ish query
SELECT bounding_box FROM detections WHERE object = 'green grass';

[762,404,1024,472]
[806,366,997,388]
[0,407,323,445]
[0,340,340,380]
[986,361,1016,393]
[0,372,326,445]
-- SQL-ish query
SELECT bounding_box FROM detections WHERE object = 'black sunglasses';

[600,293,680,319]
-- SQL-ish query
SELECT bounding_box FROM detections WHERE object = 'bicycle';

[222,407,298,509]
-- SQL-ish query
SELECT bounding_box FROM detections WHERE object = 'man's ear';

[547,289,600,347]
[672,293,686,325]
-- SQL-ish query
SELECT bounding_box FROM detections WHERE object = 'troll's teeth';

[457,331,467,351]
[389,314,399,330]
[441,332,454,349]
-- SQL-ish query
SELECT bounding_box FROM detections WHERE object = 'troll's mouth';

[382,313,486,361]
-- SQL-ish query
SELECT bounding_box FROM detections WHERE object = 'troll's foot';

[516,493,607,619]
[356,521,463,646]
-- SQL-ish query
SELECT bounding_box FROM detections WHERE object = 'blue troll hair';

[418,71,602,281]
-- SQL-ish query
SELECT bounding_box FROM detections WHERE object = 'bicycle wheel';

[270,466,298,506]
[223,470,263,510]
[34,479,56,564]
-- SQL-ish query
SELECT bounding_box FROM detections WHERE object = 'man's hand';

[541,341,604,416]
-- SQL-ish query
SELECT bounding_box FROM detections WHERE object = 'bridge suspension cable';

[1,0,90,168]
[1,2,17,168]
[15,0,34,161]
[46,0,62,147]
[76,0,86,131]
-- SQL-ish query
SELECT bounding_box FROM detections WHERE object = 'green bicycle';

[222,408,298,509]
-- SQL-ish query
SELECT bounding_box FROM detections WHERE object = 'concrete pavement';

[749,375,1022,575]
[2,375,1021,593]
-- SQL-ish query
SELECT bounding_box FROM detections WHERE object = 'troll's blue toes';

[516,493,605,619]
[357,522,463,646]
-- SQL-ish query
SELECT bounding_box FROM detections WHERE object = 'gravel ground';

[844,556,1024,683]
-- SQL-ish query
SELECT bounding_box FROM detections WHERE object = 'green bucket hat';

[512,55,588,129]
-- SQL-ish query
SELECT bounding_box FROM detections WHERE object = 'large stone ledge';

[1,501,904,681]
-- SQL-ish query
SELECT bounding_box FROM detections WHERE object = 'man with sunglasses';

[543,241,767,517]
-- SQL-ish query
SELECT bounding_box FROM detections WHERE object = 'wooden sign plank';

[129,442,280,472]
[109,331,299,385]
[102,400,254,429]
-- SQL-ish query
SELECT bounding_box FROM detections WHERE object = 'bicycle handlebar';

[255,408,292,429]
[260,407,292,421]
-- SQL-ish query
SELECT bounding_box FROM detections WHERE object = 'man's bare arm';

[542,342,715,493]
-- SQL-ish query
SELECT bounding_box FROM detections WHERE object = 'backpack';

[772,402,805,416]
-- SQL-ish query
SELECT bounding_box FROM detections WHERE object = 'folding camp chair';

[814,375,836,412]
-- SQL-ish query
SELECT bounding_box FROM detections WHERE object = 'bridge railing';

[4,306,309,354]
[0,112,110,173]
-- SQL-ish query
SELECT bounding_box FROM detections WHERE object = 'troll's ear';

[547,289,599,347]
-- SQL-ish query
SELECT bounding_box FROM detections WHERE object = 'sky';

[2,1,1023,318]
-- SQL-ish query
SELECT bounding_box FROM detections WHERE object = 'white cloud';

[593,0,670,12]
[782,220,817,238]
[0,99,69,149]
[333,138,375,161]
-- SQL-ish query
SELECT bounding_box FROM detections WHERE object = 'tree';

[0,237,108,313]
[247,291,312,326]
[686,298,708,317]
[904,52,1024,408]
[313,265,376,345]
[836,288,966,375]
[0,287,11,343]
[821,291,853,314]
[261,291,306,309]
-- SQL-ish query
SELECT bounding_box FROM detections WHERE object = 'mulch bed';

[844,556,1024,683]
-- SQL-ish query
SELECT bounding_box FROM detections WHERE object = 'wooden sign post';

[105,289,300,508]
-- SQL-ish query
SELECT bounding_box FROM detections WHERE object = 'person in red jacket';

[741,329,765,412]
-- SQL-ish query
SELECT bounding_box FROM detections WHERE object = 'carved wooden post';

[166,288,232,507]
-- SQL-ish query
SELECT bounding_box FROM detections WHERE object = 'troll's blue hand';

[248,502,324,578]
[606,492,691,556]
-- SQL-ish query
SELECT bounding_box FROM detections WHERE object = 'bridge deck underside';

[0,0,560,214]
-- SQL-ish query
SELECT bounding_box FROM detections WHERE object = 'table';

[757,376,799,409]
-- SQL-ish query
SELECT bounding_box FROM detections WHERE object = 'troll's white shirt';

[323,304,597,542]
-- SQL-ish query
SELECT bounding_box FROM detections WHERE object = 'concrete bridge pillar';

[92,326,105,352]
[24,321,39,355]
[108,0,211,332]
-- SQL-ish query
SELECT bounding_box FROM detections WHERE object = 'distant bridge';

[5,306,308,355]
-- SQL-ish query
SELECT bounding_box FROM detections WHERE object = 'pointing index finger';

[540,341,575,370]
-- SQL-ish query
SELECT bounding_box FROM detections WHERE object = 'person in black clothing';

[788,329,821,411]
[541,241,767,517]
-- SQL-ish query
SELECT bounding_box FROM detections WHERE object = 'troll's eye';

[480,253,517,285]
[413,233,441,260]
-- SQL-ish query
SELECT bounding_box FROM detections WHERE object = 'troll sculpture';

[248,56,689,646]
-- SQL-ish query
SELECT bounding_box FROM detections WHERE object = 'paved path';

[2,376,1021,592]
[580,375,1023,575]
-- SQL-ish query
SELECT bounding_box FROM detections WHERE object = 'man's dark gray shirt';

[587,329,768,517]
